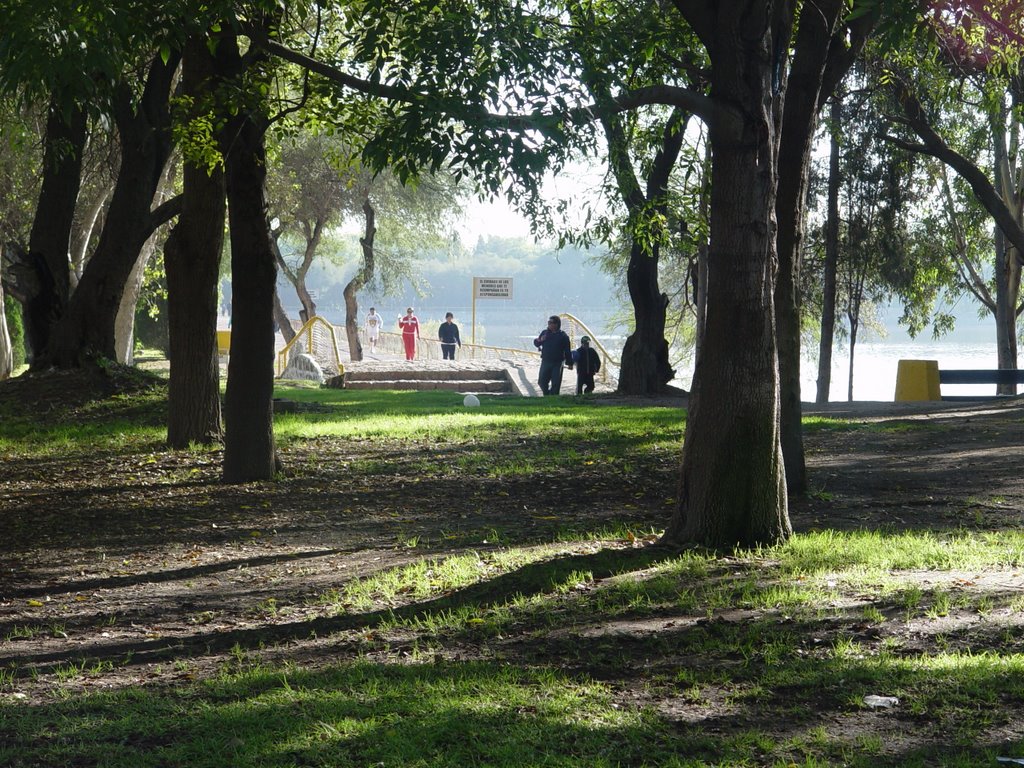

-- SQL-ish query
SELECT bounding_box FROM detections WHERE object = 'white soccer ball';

[463,393,480,407]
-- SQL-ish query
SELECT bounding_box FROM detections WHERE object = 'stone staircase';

[344,367,514,393]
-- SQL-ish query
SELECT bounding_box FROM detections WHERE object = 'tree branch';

[250,32,728,133]
[891,76,1024,262]
[146,194,184,238]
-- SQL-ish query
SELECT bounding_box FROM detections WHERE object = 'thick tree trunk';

[664,4,792,549]
[343,198,377,362]
[618,244,674,394]
[220,31,280,482]
[816,96,842,404]
[165,37,226,449]
[45,56,178,368]
[23,98,86,367]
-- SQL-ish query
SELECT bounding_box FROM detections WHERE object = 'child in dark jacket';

[572,336,601,395]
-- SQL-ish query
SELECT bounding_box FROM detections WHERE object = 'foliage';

[133,252,169,354]
[0,98,39,236]
[3,292,24,369]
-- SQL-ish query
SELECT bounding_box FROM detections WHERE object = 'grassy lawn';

[2,380,1024,766]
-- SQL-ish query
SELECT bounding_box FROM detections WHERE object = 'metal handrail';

[559,312,619,384]
[370,330,541,362]
[275,314,617,386]
[275,316,344,377]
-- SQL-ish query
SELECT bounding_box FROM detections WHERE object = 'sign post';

[471,277,514,347]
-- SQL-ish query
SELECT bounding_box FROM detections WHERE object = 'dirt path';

[3,385,1024,729]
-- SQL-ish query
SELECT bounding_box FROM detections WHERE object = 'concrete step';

[344,379,510,392]
[344,369,508,382]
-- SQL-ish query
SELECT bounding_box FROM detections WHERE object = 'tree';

[773,0,882,494]
[0,0,186,369]
[164,36,226,449]
[816,94,842,404]
[884,63,1024,391]
[217,17,282,483]
[660,2,795,547]
[44,53,180,368]
[267,133,357,326]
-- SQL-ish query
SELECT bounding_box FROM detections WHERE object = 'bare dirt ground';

[2,372,1024,761]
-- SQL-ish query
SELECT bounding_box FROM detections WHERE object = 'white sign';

[473,277,513,300]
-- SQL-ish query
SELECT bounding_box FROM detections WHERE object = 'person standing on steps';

[364,307,382,355]
[398,307,420,360]
[572,335,601,395]
[533,315,573,395]
[438,312,462,360]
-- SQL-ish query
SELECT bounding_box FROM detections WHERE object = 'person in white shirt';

[365,307,382,354]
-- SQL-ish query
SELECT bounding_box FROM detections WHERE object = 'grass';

[4,386,1024,766]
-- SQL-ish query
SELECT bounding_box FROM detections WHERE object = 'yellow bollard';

[894,359,940,401]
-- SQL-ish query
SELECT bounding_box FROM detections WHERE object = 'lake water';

[322,303,1010,403]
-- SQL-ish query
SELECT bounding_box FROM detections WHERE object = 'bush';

[4,292,25,369]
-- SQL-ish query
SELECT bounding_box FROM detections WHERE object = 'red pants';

[402,333,417,360]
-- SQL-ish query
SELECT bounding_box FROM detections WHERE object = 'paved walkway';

[276,329,617,396]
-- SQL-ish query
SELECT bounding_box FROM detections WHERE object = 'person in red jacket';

[398,307,420,360]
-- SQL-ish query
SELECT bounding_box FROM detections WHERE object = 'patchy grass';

[4,381,1024,766]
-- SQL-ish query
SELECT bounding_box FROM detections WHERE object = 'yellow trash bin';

[894,359,940,401]
[217,330,231,356]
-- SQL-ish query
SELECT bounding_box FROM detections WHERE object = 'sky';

[455,159,608,245]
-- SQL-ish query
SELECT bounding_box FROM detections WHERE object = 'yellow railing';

[372,330,543,364]
[276,313,618,385]
[275,316,344,377]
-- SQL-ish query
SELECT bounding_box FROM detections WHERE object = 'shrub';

[4,292,25,369]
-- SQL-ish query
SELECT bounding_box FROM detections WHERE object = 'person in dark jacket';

[533,315,573,395]
[438,312,461,360]
[572,335,601,395]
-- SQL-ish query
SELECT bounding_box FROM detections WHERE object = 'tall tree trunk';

[220,28,280,482]
[994,229,1020,393]
[23,97,86,367]
[847,309,858,402]
[774,0,875,493]
[693,141,711,365]
[817,95,842,404]
[774,1,844,496]
[343,198,377,362]
[165,36,226,449]
[992,109,1022,395]
[664,3,793,549]
[45,55,178,368]
[602,110,684,395]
